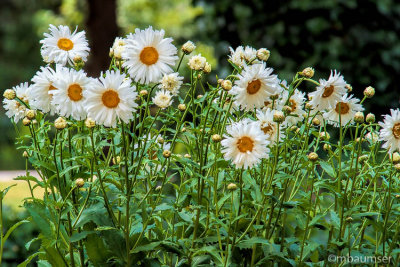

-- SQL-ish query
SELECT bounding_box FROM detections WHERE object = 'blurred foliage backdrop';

[1,0,400,169]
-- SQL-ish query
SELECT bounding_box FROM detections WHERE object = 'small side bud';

[140,90,148,97]
[354,112,364,124]
[364,86,375,98]
[301,67,314,78]
[203,62,212,74]
[323,144,331,151]
[3,89,16,100]
[22,117,31,126]
[25,109,36,120]
[308,152,319,162]
[319,132,330,141]
[112,156,121,165]
[22,151,29,158]
[366,113,375,123]
[391,152,400,164]
[227,183,237,191]
[312,118,320,126]
[54,117,67,130]
[345,84,352,93]
[395,163,400,172]
[157,136,164,144]
[197,94,203,99]
[178,103,186,111]
[184,153,191,159]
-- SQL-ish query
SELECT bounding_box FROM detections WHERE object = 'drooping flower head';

[122,26,178,84]
[379,109,400,154]
[221,119,270,169]
[40,25,90,66]
[84,70,138,127]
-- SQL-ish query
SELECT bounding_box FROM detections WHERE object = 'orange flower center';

[335,102,350,115]
[237,136,254,153]
[322,85,334,98]
[49,84,57,91]
[67,84,83,101]
[57,38,74,51]
[246,79,261,95]
[289,98,297,112]
[393,123,400,139]
[140,47,159,65]
[261,124,274,136]
[102,89,120,108]
[264,100,271,107]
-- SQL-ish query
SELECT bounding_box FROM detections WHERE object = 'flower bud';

[323,144,331,151]
[366,113,375,123]
[270,94,279,100]
[312,118,320,126]
[22,117,31,126]
[217,79,223,84]
[22,151,29,158]
[305,102,313,110]
[178,103,186,111]
[184,153,191,159]
[3,89,16,100]
[85,117,96,128]
[157,136,164,144]
[256,48,270,62]
[301,67,314,78]
[394,163,400,172]
[181,41,196,54]
[273,111,285,123]
[197,94,203,99]
[181,127,186,132]
[203,62,212,74]
[112,156,121,165]
[212,134,222,142]
[155,185,162,191]
[140,90,148,97]
[290,126,298,132]
[221,80,232,91]
[308,152,319,162]
[364,86,375,98]
[32,119,38,125]
[163,150,171,158]
[73,56,82,64]
[391,152,400,164]
[75,178,85,188]
[54,117,67,130]
[25,109,36,120]
[282,105,292,115]
[227,183,237,191]
[345,216,353,222]
[345,84,352,93]
[354,112,364,124]
[319,132,330,141]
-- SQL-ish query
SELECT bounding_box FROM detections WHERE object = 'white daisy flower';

[256,109,285,145]
[50,67,92,120]
[158,72,183,95]
[30,66,57,114]
[153,90,173,109]
[221,118,270,169]
[323,94,364,127]
[110,37,126,59]
[379,109,400,154]
[309,70,347,110]
[228,46,258,68]
[84,70,138,127]
[3,82,32,123]
[229,63,280,111]
[281,89,306,126]
[40,24,90,66]
[188,54,207,71]
[122,26,178,84]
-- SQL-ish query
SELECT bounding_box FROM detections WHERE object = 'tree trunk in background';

[86,0,119,76]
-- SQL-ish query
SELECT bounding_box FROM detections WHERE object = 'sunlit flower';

[230,63,280,111]
[158,72,183,95]
[309,70,347,110]
[256,109,285,145]
[228,46,258,68]
[379,109,400,154]
[153,90,173,109]
[30,66,60,114]
[3,83,32,123]
[188,54,207,70]
[84,70,138,127]
[50,67,92,120]
[323,94,364,127]
[122,26,178,84]
[221,119,270,169]
[40,25,90,66]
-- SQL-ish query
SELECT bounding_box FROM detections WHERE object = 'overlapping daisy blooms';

[2,24,400,266]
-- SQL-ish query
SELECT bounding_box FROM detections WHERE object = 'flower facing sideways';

[379,109,400,154]
[3,82,32,123]
[221,119,270,169]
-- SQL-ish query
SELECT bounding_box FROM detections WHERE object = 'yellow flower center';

[289,98,297,112]
[261,124,274,136]
[102,89,120,108]
[322,85,334,98]
[335,102,350,115]
[67,84,83,101]
[247,79,261,95]
[237,136,254,153]
[57,38,74,51]
[49,84,57,91]
[140,47,159,65]
[393,123,400,139]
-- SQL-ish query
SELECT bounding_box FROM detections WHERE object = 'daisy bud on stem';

[25,110,36,120]
[181,41,196,55]
[22,151,29,158]
[155,185,162,191]
[184,154,191,159]
[395,163,400,172]
[23,117,31,126]
[75,178,85,188]
[212,134,222,142]
[139,90,148,97]
[163,150,171,158]
[366,113,375,123]
[364,86,375,98]
[301,67,314,78]
[312,118,320,126]
[391,152,400,164]
[227,183,237,191]
[345,84,353,93]
[157,136,164,144]
[323,144,331,151]
[221,80,232,91]
[256,48,270,62]
[3,89,16,100]
[54,117,67,130]
[354,112,364,124]
[273,111,285,123]
[85,117,96,128]
[320,132,330,141]
[305,103,313,110]
[203,63,212,74]
[178,103,186,111]
[308,152,319,162]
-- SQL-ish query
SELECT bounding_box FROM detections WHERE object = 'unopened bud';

[256,48,270,62]
[312,118,320,126]
[54,117,67,130]
[85,117,96,128]
[155,185,162,191]
[22,151,29,158]
[391,152,400,164]
[75,178,85,188]
[366,113,375,123]
[3,89,16,100]
[364,86,375,98]
[157,136,164,144]
[212,134,222,142]
[319,132,330,141]
[163,150,171,158]
[140,90,148,97]
[345,216,353,222]
[227,183,237,191]
[308,152,319,162]
[273,111,285,123]
[282,105,292,115]
[354,112,364,124]
[197,94,203,99]
[323,144,331,151]
[396,163,400,172]
[221,80,232,91]
[203,62,212,74]
[178,103,186,111]
[358,155,369,163]
[301,67,314,78]
[305,102,313,110]
[112,156,121,165]
[345,84,352,93]
[25,109,36,120]
[181,41,196,55]
[184,153,191,159]
[22,117,31,126]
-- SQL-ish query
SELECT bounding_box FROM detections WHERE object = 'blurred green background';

[1,0,400,170]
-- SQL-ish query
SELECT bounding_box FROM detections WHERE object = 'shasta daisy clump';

[2,24,400,266]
